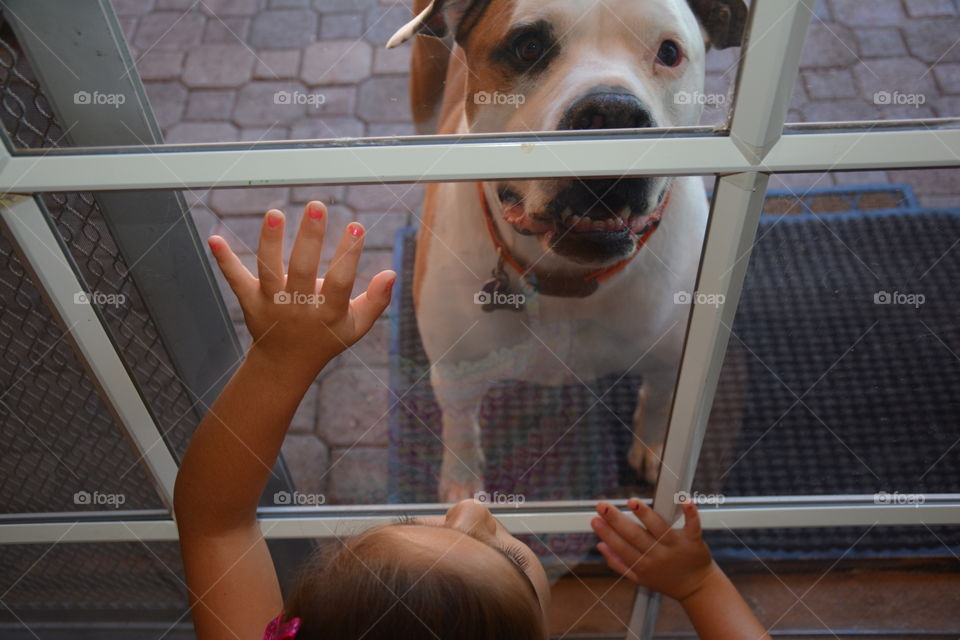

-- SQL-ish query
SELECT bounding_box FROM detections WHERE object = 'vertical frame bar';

[629,0,814,635]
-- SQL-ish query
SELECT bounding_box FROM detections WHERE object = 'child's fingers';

[591,514,647,568]
[597,542,641,583]
[285,202,327,295]
[350,270,396,336]
[598,501,657,549]
[209,235,256,303]
[257,210,286,295]
[681,502,702,538]
[319,222,364,312]
[627,498,670,539]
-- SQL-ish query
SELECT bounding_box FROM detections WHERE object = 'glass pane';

[791,0,960,123]
[657,525,960,636]
[199,171,708,510]
[1,1,752,151]
[119,0,748,144]
[547,565,636,637]
[694,168,960,499]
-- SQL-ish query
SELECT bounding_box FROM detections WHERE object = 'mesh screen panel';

[0,541,188,622]
[0,21,60,149]
[0,232,163,512]
[42,192,201,458]
[0,9,206,625]
[0,16,202,462]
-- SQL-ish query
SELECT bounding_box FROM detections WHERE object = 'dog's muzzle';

[498,86,667,263]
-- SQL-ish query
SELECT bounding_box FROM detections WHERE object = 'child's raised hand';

[208,201,396,377]
[591,498,717,602]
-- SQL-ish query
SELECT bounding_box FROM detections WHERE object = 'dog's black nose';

[558,86,654,130]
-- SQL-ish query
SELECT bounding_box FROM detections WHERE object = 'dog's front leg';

[629,367,678,485]
[430,365,491,502]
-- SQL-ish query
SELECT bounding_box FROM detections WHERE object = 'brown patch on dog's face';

[456,0,519,126]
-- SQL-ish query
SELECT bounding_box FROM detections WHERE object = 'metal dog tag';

[477,255,524,313]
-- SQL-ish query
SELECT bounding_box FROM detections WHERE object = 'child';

[174,201,771,640]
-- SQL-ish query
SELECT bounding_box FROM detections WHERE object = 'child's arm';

[592,498,771,640]
[173,202,395,640]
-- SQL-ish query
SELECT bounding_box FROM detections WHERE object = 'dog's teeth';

[569,215,582,227]
[592,220,606,230]
[618,206,630,219]
[608,217,622,230]
[561,208,573,224]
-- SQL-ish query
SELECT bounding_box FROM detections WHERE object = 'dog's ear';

[386,0,474,49]
[686,0,749,49]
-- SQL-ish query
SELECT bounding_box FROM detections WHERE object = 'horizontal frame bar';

[0,126,958,193]
[1,499,958,544]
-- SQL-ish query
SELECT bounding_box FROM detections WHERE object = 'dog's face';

[389,0,747,266]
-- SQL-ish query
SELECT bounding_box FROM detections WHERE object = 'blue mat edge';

[387,226,418,504]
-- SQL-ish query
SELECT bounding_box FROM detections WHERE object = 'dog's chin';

[547,226,637,265]
[500,198,660,266]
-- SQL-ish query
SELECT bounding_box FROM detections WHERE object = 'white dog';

[387,0,747,501]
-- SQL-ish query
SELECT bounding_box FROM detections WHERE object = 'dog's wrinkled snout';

[548,86,657,224]
[557,86,654,131]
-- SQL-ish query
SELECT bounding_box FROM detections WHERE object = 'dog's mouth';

[497,178,666,263]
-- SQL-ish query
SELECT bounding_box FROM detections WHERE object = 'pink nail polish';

[349,223,364,237]
[308,203,324,219]
[207,238,218,253]
[267,213,281,228]
[387,276,396,291]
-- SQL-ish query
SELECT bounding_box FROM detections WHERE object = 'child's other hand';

[591,499,717,602]
[208,201,396,377]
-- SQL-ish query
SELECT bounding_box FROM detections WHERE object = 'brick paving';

[110,0,960,504]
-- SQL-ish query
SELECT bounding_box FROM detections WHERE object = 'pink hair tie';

[262,614,301,640]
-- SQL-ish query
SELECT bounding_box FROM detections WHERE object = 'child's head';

[284,499,550,639]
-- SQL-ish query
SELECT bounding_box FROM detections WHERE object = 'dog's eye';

[656,40,682,67]
[514,35,544,63]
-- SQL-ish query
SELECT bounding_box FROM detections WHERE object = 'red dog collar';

[477,181,671,298]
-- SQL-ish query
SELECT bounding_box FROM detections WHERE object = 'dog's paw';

[438,454,485,503]
[628,440,663,486]
[438,476,484,503]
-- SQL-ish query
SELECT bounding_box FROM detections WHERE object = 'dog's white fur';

[392,0,716,501]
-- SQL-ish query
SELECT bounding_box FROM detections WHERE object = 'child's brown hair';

[283,526,546,640]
